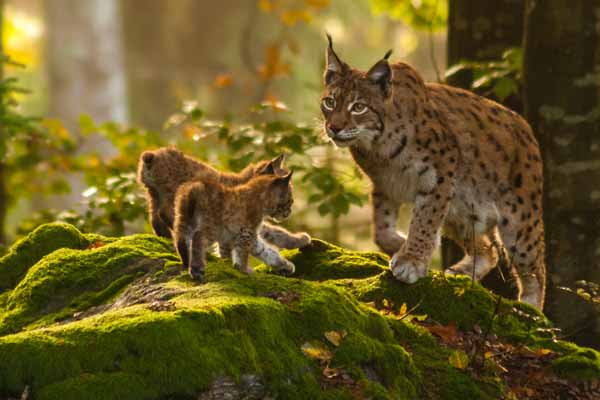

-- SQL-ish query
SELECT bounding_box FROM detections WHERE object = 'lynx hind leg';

[146,188,172,238]
[253,238,295,275]
[497,211,546,310]
[218,241,232,259]
[259,222,311,249]
[444,221,499,281]
[188,231,207,281]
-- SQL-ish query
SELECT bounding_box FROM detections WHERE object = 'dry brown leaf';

[425,322,458,344]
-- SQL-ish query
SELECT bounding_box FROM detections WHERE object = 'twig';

[471,294,502,366]
[427,0,442,82]
[396,297,425,321]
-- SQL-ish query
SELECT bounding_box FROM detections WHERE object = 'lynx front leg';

[217,241,232,259]
[372,191,406,256]
[391,187,451,283]
[232,229,255,275]
[253,238,295,274]
[147,189,172,238]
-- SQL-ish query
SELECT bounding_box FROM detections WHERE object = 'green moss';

[276,239,386,280]
[0,225,597,399]
[0,223,89,291]
[552,348,600,380]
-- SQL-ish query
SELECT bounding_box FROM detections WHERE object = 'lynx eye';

[350,103,368,115]
[322,97,335,111]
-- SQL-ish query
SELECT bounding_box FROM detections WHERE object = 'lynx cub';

[137,147,310,254]
[320,36,546,309]
[173,171,295,280]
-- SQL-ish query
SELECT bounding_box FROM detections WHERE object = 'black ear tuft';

[367,51,393,95]
[324,33,347,85]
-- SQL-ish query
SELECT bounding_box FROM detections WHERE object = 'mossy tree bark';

[0,0,7,246]
[444,0,524,298]
[523,0,600,348]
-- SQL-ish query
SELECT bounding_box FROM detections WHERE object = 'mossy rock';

[0,224,597,399]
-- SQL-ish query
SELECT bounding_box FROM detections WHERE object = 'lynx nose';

[327,123,343,135]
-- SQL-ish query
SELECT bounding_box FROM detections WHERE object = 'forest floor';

[0,223,598,400]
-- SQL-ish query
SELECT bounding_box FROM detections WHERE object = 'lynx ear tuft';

[259,162,276,176]
[324,33,347,85]
[142,152,155,165]
[367,50,393,95]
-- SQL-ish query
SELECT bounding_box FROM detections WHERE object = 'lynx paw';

[297,233,312,248]
[188,265,205,281]
[235,264,255,275]
[390,253,427,284]
[274,259,296,275]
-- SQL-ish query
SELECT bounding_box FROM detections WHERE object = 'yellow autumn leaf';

[398,303,408,317]
[382,299,391,309]
[454,287,466,297]
[258,0,273,12]
[213,73,233,88]
[449,350,469,369]
[301,341,333,362]
[280,10,312,26]
[305,0,330,9]
[324,330,347,347]
[484,351,494,359]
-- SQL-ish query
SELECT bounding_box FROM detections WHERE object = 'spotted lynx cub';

[320,36,546,309]
[137,147,310,254]
[173,171,295,280]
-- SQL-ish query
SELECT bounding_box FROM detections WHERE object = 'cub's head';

[263,171,294,221]
[320,34,393,148]
[137,147,185,187]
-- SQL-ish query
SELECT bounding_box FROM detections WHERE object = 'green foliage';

[445,48,523,102]
[370,0,447,31]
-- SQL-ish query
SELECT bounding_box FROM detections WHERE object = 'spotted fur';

[173,172,296,280]
[136,147,310,250]
[320,37,546,309]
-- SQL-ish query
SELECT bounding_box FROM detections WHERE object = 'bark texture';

[523,0,600,348]
[444,0,524,299]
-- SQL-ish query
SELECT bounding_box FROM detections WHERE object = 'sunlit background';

[2,0,446,253]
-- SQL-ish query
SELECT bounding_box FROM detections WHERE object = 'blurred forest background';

[1,0,599,348]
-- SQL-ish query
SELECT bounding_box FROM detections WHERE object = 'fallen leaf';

[301,341,333,362]
[449,350,469,369]
[213,74,233,88]
[322,367,341,379]
[324,330,347,347]
[88,241,105,249]
[398,303,408,318]
[454,287,466,297]
[425,322,458,344]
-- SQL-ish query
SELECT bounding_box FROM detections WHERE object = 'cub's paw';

[390,253,427,284]
[274,259,296,276]
[297,233,312,248]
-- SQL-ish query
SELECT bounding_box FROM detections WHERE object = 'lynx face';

[320,36,392,148]
[264,172,294,221]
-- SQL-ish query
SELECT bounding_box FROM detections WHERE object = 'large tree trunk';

[0,0,6,246]
[444,0,524,299]
[45,0,128,132]
[523,0,600,348]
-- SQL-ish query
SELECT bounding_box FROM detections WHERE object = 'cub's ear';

[141,151,155,165]
[258,162,276,176]
[270,154,285,170]
[273,170,293,185]
[324,33,347,85]
[367,49,393,95]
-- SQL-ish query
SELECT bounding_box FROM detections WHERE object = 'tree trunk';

[45,0,128,132]
[444,0,524,299]
[0,0,6,246]
[523,0,600,348]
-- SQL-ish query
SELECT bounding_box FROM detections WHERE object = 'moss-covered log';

[0,224,597,399]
